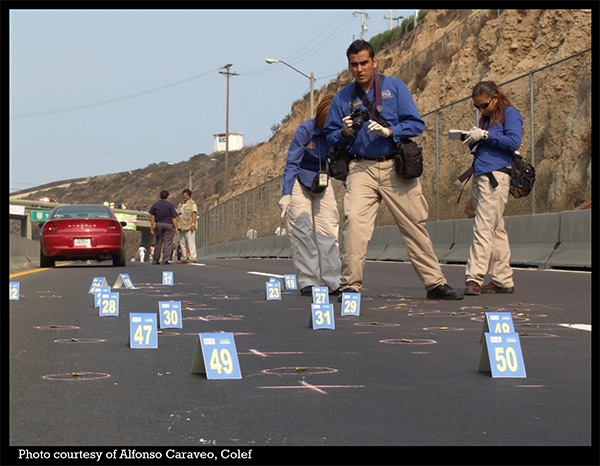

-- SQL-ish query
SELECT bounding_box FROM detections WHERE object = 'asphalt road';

[7,259,596,465]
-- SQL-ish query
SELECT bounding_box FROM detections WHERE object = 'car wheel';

[40,246,55,268]
[113,250,126,267]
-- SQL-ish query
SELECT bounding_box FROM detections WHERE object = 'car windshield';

[52,206,112,219]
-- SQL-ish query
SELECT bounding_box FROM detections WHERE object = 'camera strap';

[352,73,388,128]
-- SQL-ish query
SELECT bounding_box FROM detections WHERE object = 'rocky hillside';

[13,9,592,223]
[225,9,592,219]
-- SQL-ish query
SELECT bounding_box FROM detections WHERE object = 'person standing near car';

[279,94,341,296]
[149,190,178,264]
[463,81,523,295]
[324,39,463,301]
[176,189,198,263]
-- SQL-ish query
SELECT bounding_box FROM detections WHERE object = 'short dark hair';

[346,39,374,59]
[160,190,169,199]
[182,188,192,197]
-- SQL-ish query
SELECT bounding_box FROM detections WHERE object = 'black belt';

[353,154,395,162]
[456,165,511,203]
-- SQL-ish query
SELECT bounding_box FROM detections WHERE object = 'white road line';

[559,324,591,332]
[247,271,284,278]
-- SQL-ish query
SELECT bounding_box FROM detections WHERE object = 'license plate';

[74,238,91,246]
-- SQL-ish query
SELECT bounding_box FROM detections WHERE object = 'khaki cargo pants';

[465,171,513,287]
[286,179,341,291]
[340,159,446,292]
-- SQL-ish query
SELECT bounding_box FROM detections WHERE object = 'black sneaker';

[300,286,312,296]
[427,284,464,300]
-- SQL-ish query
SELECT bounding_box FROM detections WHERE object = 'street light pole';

[265,58,315,118]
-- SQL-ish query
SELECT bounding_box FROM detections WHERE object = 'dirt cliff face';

[225,9,592,218]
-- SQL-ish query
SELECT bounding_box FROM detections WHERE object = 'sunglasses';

[474,98,493,110]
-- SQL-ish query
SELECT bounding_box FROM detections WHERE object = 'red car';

[39,204,127,267]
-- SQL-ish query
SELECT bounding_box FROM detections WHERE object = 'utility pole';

[384,10,403,30]
[219,64,238,194]
[353,10,369,39]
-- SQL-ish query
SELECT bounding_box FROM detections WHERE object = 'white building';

[213,133,243,153]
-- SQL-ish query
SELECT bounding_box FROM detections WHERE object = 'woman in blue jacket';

[463,81,523,295]
[278,95,341,295]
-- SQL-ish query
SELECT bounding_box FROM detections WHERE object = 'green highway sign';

[31,210,52,222]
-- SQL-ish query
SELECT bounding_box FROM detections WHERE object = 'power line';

[10,67,222,120]
[237,11,354,80]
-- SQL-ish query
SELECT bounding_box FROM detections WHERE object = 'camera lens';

[351,109,368,131]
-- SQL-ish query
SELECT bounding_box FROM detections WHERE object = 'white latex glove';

[278,195,291,218]
[342,115,355,137]
[463,127,489,145]
[367,120,392,138]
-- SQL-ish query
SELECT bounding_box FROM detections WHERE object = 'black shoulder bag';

[355,74,424,179]
[456,149,535,203]
[509,152,536,199]
[327,136,355,182]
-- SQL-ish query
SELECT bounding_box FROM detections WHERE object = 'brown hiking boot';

[480,282,515,294]
[464,281,481,296]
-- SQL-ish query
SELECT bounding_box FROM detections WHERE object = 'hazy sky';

[8,7,419,193]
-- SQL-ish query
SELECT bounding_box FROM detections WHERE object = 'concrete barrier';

[193,211,590,270]
[427,219,455,263]
[441,218,474,264]
[504,213,560,268]
[219,240,243,259]
[274,235,291,258]
[10,233,40,272]
[545,209,591,269]
[366,226,391,260]
[376,226,409,261]
[238,238,259,258]
[268,237,288,258]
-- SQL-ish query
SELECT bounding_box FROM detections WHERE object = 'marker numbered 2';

[9,282,20,301]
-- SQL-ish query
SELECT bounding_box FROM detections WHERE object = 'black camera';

[350,108,370,132]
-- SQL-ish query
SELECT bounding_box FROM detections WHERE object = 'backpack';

[509,152,536,199]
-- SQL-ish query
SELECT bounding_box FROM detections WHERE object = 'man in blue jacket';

[324,39,463,301]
